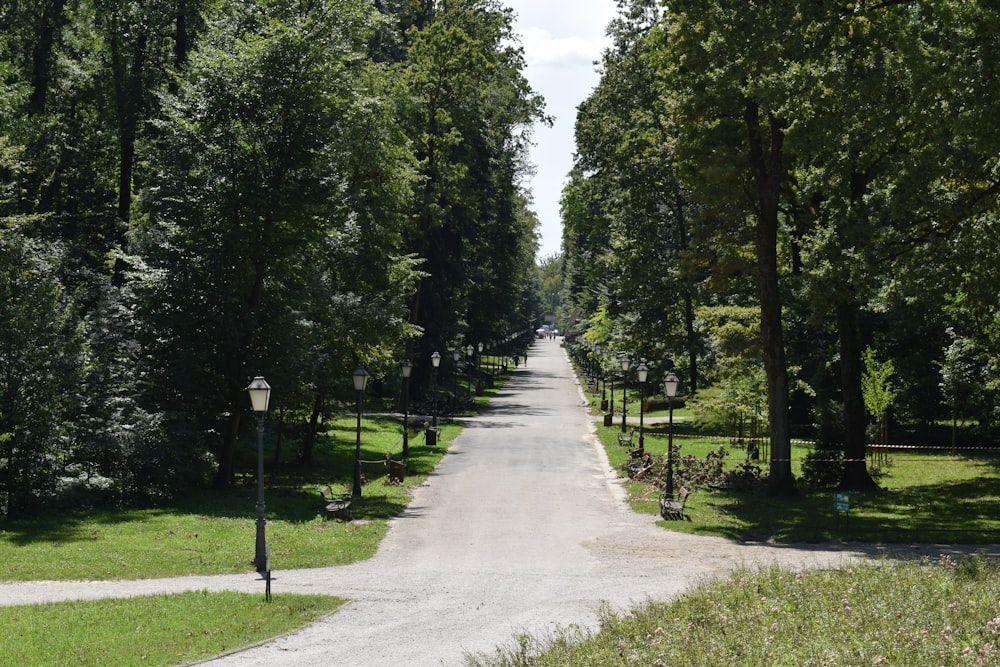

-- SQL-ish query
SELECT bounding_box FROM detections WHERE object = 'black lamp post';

[465,344,474,400]
[619,354,630,433]
[431,351,441,427]
[352,367,368,497]
[664,372,680,499]
[246,376,271,572]
[608,357,615,417]
[477,342,484,393]
[637,362,648,451]
[452,348,461,397]
[401,359,412,460]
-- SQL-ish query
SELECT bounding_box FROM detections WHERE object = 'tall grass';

[467,557,1000,666]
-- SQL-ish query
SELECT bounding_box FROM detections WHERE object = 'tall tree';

[134,0,413,486]
[650,0,796,494]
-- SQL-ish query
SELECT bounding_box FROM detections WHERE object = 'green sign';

[833,493,850,512]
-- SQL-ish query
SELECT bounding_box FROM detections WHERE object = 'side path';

[0,342,979,666]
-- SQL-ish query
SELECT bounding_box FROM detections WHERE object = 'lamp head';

[664,372,680,398]
[352,367,369,392]
[246,376,272,413]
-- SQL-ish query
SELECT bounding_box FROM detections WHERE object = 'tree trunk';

[837,300,879,491]
[215,380,243,488]
[301,394,324,465]
[744,99,795,496]
[27,0,68,114]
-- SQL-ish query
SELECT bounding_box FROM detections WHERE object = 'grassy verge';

[595,424,1000,543]
[466,556,1000,666]
[0,591,344,666]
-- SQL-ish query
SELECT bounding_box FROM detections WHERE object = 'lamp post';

[477,342,484,394]
[246,376,271,572]
[431,351,441,427]
[608,355,615,422]
[466,344,474,400]
[637,363,648,451]
[352,367,368,497]
[452,348,461,397]
[401,359,412,460]
[619,354,630,433]
[664,372,680,499]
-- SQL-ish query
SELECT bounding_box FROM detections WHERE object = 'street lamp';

[401,359,412,460]
[352,367,368,497]
[246,376,271,572]
[452,348,461,397]
[477,342,484,394]
[431,351,441,427]
[619,354,630,433]
[466,344,474,400]
[664,372,680,499]
[637,362,648,451]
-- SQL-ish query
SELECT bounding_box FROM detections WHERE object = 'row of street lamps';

[244,330,534,572]
[579,346,684,501]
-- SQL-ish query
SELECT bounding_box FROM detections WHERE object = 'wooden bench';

[660,486,690,520]
[617,430,633,446]
[320,485,352,520]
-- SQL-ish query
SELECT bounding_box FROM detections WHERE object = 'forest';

[559,0,1000,494]
[0,0,546,518]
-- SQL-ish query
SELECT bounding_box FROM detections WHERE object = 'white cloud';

[519,27,605,68]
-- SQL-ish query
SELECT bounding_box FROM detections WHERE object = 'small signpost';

[833,492,850,538]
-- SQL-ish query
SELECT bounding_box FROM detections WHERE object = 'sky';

[503,1,620,260]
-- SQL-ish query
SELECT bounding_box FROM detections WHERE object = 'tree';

[0,233,84,517]
[650,0,796,494]
[134,0,415,486]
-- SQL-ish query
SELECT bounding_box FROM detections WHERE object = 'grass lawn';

[596,422,1000,544]
[0,417,464,581]
[0,591,344,666]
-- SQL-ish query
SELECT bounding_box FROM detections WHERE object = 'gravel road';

[2,340,990,665]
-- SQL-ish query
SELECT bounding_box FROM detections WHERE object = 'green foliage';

[0,232,84,517]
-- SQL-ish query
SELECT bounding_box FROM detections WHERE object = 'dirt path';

[1,341,988,665]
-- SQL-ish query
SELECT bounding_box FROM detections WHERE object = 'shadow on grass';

[689,470,1000,545]
[1,422,452,547]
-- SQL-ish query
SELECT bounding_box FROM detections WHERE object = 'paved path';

[0,341,980,665]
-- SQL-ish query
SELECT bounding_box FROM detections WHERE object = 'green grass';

[596,423,1000,544]
[0,418,463,581]
[0,591,344,666]
[466,556,1000,666]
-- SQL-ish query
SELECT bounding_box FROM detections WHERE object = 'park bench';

[660,486,690,520]
[320,485,352,520]
[617,430,633,447]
